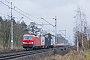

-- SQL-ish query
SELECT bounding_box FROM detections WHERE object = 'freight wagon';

[44,34,55,48]
[40,35,45,48]
[45,37,51,48]
[51,35,55,47]
[54,34,69,47]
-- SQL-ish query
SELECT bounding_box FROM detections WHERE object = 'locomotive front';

[22,34,34,49]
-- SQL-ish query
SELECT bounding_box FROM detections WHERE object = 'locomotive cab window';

[24,36,32,40]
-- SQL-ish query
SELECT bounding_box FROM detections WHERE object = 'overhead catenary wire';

[41,17,55,27]
[14,7,39,19]
[0,1,10,8]
[59,30,70,40]
[0,1,33,21]
[59,30,66,37]
[13,9,33,21]
[4,0,49,26]
[4,0,56,27]
[4,0,56,28]
[4,0,39,19]
[1,0,53,28]
[5,0,10,3]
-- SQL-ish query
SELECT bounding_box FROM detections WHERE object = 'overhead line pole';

[11,2,13,49]
[55,16,57,44]
[0,1,13,49]
[77,36,79,51]
[79,7,84,50]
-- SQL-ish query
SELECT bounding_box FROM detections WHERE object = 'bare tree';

[74,7,88,50]
[28,22,41,36]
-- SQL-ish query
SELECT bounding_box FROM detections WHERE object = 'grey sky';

[0,0,90,45]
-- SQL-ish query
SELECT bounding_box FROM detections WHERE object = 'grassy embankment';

[44,50,90,60]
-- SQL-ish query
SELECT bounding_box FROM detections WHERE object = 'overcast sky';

[0,0,90,45]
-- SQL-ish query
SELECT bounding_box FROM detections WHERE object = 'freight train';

[22,33,68,50]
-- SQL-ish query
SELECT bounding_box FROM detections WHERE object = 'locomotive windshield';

[24,36,32,40]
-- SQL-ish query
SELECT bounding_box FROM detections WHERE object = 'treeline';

[74,7,90,50]
[0,16,29,49]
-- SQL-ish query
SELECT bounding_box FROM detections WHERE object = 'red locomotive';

[22,34,41,50]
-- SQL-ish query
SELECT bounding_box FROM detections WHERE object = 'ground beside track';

[44,49,90,60]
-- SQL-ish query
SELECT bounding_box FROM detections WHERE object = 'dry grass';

[44,50,90,60]
[86,50,90,60]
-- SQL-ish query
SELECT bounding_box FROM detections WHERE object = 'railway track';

[0,49,24,55]
[0,46,70,60]
[0,49,48,60]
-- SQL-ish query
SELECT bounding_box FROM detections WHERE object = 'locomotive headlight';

[23,42,25,44]
[31,42,33,44]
